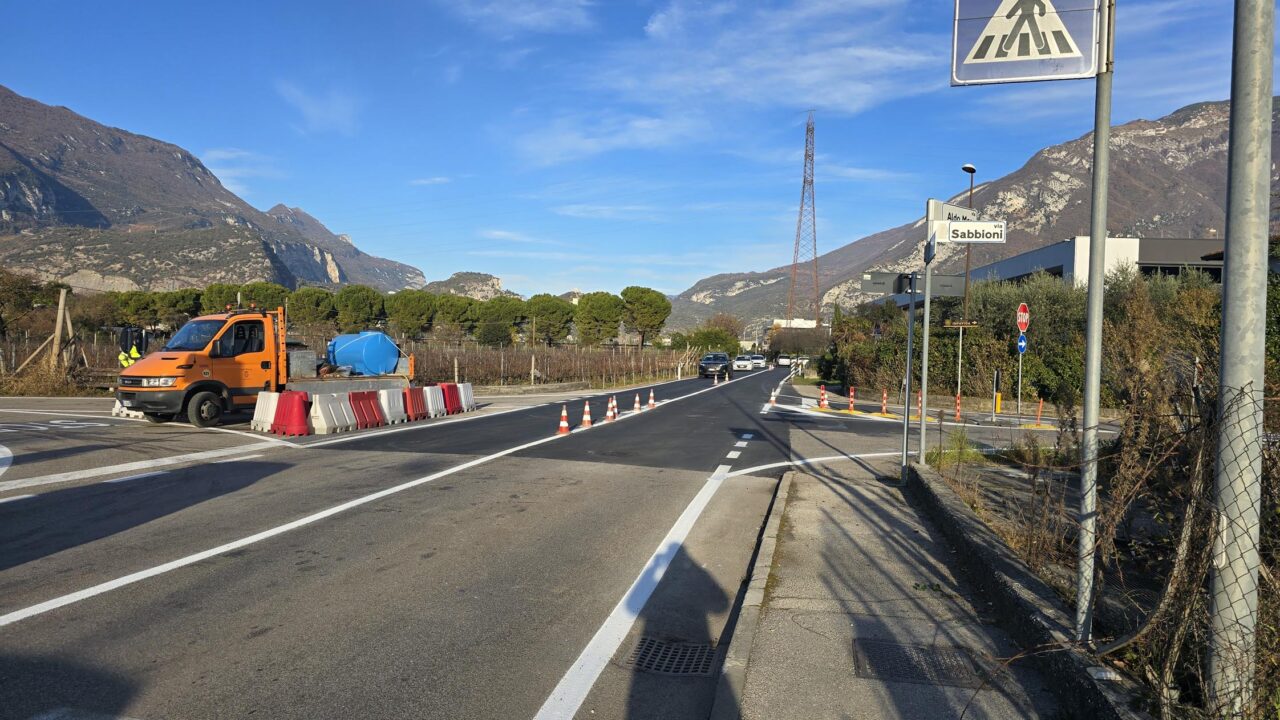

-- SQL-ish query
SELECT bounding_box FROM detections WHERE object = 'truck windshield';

[163,319,225,351]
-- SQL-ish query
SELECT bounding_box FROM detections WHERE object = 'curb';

[708,471,794,720]
[904,463,1153,720]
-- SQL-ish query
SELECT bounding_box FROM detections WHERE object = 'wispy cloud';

[201,148,282,197]
[409,176,452,186]
[514,111,706,165]
[437,0,595,37]
[275,80,363,135]
[553,204,663,221]
[478,229,564,245]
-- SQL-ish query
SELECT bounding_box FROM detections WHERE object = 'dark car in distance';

[698,352,732,379]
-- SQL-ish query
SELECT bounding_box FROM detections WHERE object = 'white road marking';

[726,450,742,459]
[0,443,9,479]
[533,464,734,720]
[0,373,753,628]
[104,471,167,484]
[724,451,901,479]
[0,408,290,444]
[0,493,34,505]
[0,408,115,416]
[734,441,748,448]
[740,433,754,440]
[0,441,281,494]
[214,453,263,463]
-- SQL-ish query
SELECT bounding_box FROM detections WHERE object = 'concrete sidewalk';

[728,461,1060,719]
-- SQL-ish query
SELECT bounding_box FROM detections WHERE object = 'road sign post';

[1207,0,1274,710]
[900,272,918,483]
[1016,304,1029,422]
[919,216,935,465]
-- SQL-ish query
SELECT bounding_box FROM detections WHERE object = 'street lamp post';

[957,164,976,400]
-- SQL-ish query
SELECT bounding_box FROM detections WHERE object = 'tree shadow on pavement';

[0,653,137,720]
[0,461,288,572]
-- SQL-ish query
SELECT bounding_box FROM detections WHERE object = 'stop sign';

[1016,303,1030,333]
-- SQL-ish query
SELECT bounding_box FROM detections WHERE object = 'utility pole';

[786,112,821,329]
[48,288,68,369]
[956,164,976,401]
[900,272,917,483]
[1075,0,1115,644]
[1207,0,1273,710]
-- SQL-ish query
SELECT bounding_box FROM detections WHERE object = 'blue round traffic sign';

[1017,334,1027,354]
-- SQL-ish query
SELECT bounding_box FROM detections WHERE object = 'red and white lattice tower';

[785,111,821,328]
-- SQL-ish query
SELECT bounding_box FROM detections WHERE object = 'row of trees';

[0,271,681,348]
[816,267,1280,415]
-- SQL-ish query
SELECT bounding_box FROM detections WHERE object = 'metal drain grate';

[624,637,716,676]
[852,639,989,689]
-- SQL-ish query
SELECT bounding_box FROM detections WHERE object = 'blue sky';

[0,0,1250,296]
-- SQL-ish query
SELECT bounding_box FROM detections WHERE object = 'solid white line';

[734,441,748,448]
[104,471,167,484]
[0,371,758,628]
[0,443,10,480]
[0,408,291,445]
[0,408,116,416]
[0,493,34,505]
[726,450,742,459]
[533,464,733,720]
[724,451,900,479]
[0,441,281,494]
[214,453,263,463]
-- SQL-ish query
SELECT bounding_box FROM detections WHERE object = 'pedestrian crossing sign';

[953,0,1105,85]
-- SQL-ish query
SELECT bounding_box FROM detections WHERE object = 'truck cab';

[117,308,284,427]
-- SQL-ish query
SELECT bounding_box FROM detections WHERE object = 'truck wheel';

[187,391,223,428]
[143,412,174,424]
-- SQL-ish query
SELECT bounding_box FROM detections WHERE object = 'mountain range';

[0,85,423,293]
[668,97,1280,333]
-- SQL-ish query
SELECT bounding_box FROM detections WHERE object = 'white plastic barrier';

[424,385,447,418]
[251,392,281,432]
[458,382,476,411]
[335,393,359,429]
[377,388,408,424]
[309,393,354,434]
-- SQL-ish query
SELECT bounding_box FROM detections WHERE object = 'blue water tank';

[326,332,400,376]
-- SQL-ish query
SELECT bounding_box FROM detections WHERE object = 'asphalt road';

[0,368,916,720]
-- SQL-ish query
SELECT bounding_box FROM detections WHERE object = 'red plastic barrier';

[271,390,312,436]
[440,383,462,415]
[349,391,386,429]
[403,387,427,421]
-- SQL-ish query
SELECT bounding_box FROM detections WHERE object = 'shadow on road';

[0,461,288,572]
[0,653,137,720]
[623,543,732,720]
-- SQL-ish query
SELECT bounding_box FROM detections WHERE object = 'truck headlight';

[141,377,179,388]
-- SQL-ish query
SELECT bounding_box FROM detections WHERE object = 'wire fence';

[933,384,1278,718]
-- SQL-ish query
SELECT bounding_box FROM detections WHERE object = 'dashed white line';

[533,464,733,720]
[726,450,742,459]
[104,471,167,484]
[214,453,263,463]
[740,433,754,440]
[734,441,748,448]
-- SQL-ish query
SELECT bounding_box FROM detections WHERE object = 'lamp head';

[961,163,976,175]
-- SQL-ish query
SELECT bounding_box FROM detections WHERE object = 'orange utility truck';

[116,306,412,427]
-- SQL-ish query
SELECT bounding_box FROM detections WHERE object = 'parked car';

[777,354,792,366]
[733,355,753,371]
[751,354,766,368]
[698,352,732,379]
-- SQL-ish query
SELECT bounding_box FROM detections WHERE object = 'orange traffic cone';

[634,393,642,413]
[581,400,593,428]
[604,396,616,422]
[819,385,829,409]
[557,405,570,435]
[647,389,656,409]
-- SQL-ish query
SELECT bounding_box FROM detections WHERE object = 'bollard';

[819,385,829,409]
[915,390,922,419]
[1036,398,1044,425]
[955,394,962,422]
[881,388,888,414]
[848,387,855,414]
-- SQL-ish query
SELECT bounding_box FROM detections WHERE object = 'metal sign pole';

[900,273,917,482]
[1207,0,1273,709]
[1075,0,1114,644]
[1017,350,1023,422]
[919,218,935,465]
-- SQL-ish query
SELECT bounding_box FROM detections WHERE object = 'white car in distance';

[732,355,753,371]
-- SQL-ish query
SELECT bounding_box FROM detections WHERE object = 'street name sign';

[952,0,1105,86]
[926,199,978,223]
[1016,302,1030,332]
[942,221,1006,243]
[944,319,980,328]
